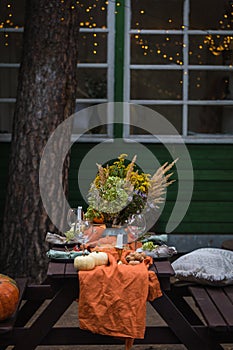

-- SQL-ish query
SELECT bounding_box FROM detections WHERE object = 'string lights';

[1,1,233,71]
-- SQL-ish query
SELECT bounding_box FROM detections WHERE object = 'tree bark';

[0,0,79,282]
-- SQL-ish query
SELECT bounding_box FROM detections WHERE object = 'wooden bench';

[169,282,233,350]
[189,285,233,332]
[0,279,53,350]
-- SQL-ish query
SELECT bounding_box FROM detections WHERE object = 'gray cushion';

[172,248,233,286]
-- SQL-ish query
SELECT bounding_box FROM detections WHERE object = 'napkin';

[46,249,89,259]
[78,251,162,349]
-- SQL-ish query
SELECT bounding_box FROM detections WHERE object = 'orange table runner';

[78,251,162,349]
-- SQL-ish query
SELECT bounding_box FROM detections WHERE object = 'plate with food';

[137,241,177,259]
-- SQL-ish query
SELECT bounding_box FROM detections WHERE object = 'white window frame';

[123,0,233,143]
[0,1,115,142]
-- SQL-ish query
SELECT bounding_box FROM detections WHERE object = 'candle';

[115,233,123,249]
[77,206,82,221]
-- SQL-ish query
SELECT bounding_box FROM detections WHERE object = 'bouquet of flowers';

[85,153,177,227]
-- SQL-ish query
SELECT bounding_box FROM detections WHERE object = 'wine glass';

[127,213,147,249]
[67,208,77,228]
[75,220,94,252]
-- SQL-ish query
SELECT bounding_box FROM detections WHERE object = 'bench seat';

[188,285,233,331]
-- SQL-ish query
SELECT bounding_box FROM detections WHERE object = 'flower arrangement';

[85,154,177,226]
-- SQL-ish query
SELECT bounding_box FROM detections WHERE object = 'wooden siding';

[1,142,233,235]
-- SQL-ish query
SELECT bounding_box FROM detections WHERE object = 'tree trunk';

[0,0,79,282]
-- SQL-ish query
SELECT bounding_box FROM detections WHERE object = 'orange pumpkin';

[0,274,20,321]
[93,214,104,224]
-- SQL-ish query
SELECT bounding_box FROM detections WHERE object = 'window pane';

[78,32,107,63]
[0,68,19,97]
[73,103,107,134]
[189,70,232,100]
[131,34,183,65]
[190,0,233,30]
[189,35,233,65]
[131,70,182,100]
[129,105,182,135]
[79,0,108,29]
[131,0,183,30]
[76,68,107,98]
[0,32,23,63]
[0,103,14,133]
[0,0,26,28]
[188,105,233,134]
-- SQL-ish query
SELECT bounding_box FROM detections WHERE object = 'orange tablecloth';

[78,251,162,349]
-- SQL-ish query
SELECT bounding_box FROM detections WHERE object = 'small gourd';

[0,274,20,321]
[89,251,108,266]
[74,255,95,271]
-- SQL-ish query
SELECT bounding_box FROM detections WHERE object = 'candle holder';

[115,247,123,264]
[115,233,124,263]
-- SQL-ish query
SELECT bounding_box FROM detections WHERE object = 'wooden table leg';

[150,293,224,350]
[13,279,78,350]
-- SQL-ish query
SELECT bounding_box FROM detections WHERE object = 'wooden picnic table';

[1,258,231,350]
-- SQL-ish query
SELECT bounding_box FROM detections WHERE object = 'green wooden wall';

[1,142,233,235]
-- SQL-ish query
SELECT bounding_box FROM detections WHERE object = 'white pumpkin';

[89,251,109,266]
[74,255,95,271]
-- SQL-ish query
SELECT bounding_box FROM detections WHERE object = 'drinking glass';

[127,213,147,248]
